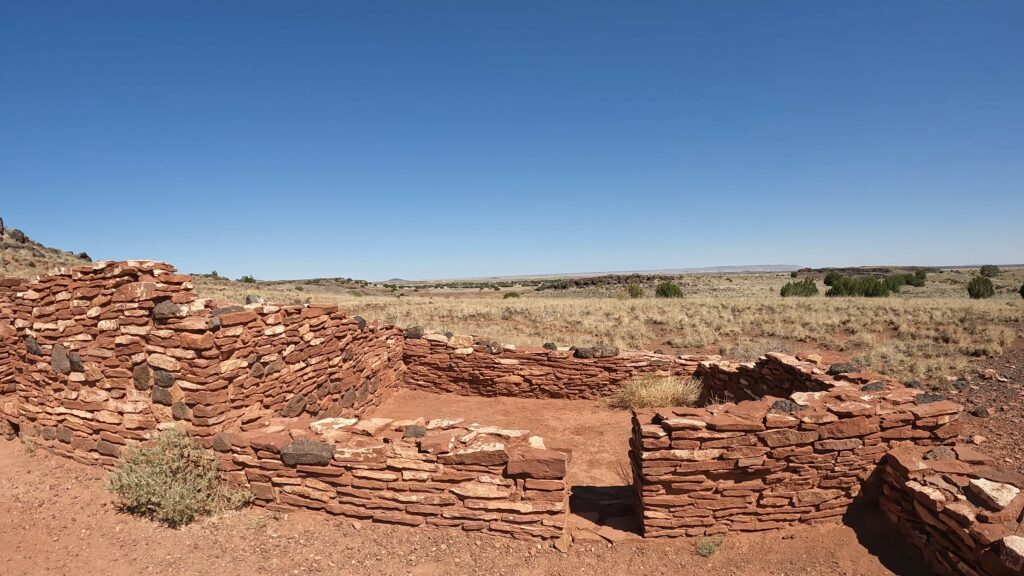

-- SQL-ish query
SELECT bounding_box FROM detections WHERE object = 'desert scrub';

[695,536,723,557]
[108,429,251,527]
[613,375,702,408]
[624,284,644,299]
[779,278,818,297]
[655,281,683,298]
[503,291,521,299]
[980,265,1001,278]
[967,276,994,299]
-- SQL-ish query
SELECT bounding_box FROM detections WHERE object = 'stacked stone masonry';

[215,414,569,540]
[631,354,964,538]
[880,445,1024,576]
[3,260,1023,560]
[404,334,709,399]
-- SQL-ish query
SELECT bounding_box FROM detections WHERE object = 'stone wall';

[404,332,709,400]
[0,277,28,439]
[880,445,1024,576]
[215,414,570,540]
[630,355,963,538]
[0,261,403,467]
[696,353,840,403]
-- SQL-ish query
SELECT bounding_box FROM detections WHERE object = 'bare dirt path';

[0,432,926,576]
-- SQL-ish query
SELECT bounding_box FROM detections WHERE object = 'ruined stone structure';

[1,261,1022,572]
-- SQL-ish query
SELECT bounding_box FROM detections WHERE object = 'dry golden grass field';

[191,267,1024,386]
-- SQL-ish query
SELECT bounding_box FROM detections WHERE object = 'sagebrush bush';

[502,291,520,299]
[1019,282,1024,299]
[107,429,250,527]
[239,275,256,283]
[613,375,702,408]
[979,265,1001,278]
[823,271,841,286]
[655,281,683,298]
[779,278,818,297]
[967,275,994,299]
[625,284,644,299]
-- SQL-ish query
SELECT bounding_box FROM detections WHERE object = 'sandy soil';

[0,438,927,576]
[374,389,632,487]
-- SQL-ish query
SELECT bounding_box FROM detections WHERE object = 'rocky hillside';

[0,217,90,279]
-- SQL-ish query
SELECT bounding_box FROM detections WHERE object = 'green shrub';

[979,265,1001,278]
[1020,282,1024,299]
[779,278,818,297]
[239,275,256,284]
[107,429,250,527]
[624,284,644,299]
[695,536,723,558]
[655,281,683,298]
[502,291,520,299]
[967,275,995,299]
[612,375,702,409]
[790,271,799,278]
[826,275,890,297]
[823,271,841,286]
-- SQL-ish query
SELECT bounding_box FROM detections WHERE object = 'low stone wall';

[0,277,28,439]
[1,261,403,467]
[404,333,709,400]
[215,414,570,540]
[630,359,963,538]
[880,445,1024,576]
[696,353,840,403]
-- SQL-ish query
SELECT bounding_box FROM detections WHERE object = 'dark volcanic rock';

[152,387,173,406]
[405,326,424,339]
[281,438,334,466]
[132,364,151,390]
[281,394,307,417]
[153,369,175,388]
[914,392,948,405]
[861,382,887,392]
[151,300,184,321]
[826,363,858,376]
[24,336,42,356]
[50,344,71,374]
[770,399,803,413]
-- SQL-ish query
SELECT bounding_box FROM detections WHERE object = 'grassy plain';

[192,267,1024,385]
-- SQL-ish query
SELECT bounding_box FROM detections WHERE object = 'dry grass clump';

[107,429,251,527]
[613,375,703,409]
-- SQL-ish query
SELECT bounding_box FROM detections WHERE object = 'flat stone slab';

[968,478,1020,511]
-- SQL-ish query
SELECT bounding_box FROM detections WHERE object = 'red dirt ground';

[0,438,927,576]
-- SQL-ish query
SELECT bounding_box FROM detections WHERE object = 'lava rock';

[574,345,620,359]
[353,316,366,330]
[244,294,264,305]
[151,300,184,321]
[153,369,175,388]
[475,339,503,354]
[826,363,858,376]
[914,392,947,405]
[543,342,558,351]
[405,326,425,339]
[76,252,91,262]
[861,382,887,392]
[8,228,28,243]
[281,393,307,417]
[50,344,71,374]
[403,425,427,439]
[68,351,84,372]
[132,364,151,390]
[924,446,956,461]
[769,399,802,413]
[280,438,334,466]
[952,380,969,392]
[24,336,42,356]
[905,380,925,389]
[970,405,991,418]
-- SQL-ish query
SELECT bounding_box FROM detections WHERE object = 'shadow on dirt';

[843,502,930,575]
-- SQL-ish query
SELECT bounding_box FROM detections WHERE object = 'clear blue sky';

[2,2,1021,280]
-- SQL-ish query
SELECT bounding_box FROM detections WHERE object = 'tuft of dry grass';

[612,375,703,409]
